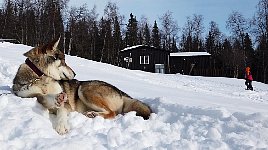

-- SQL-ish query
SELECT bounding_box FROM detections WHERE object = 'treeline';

[0,0,65,46]
[0,0,268,83]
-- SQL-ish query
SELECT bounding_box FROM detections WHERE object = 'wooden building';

[119,45,169,73]
[119,45,211,76]
[169,52,211,75]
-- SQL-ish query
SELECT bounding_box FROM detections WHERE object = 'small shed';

[169,52,211,75]
[120,45,169,73]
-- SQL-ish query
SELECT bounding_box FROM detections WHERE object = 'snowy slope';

[0,42,268,150]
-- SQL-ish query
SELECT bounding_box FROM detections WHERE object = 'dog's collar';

[25,58,45,77]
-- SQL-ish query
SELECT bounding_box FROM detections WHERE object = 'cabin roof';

[170,52,211,57]
[121,45,157,52]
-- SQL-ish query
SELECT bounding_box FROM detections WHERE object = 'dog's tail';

[122,96,152,120]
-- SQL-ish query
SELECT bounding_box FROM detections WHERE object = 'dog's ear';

[51,36,61,51]
[23,47,40,58]
[42,36,60,53]
[23,36,61,58]
[39,36,61,54]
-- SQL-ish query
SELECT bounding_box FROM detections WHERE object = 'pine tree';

[143,23,150,45]
[206,31,214,54]
[126,13,138,47]
[39,0,64,44]
[0,9,4,38]
[113,16,122,65]
[137,30,143,45]
[99,17,107,62]
[220,39,233,72]
[243,33,255,66]
[106,20,113,63]
[151,21,160,48]
[255,35,268,83]
[92,21,101,61]
[2,0,16,39]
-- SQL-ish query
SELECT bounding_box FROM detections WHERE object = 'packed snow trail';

[0,42,268,149]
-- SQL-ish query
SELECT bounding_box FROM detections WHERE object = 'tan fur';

[13,38,152,134]
[58,80,152,120]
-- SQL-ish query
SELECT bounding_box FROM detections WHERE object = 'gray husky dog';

[13,38,152,134]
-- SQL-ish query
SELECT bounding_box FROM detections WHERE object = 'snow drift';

[0,42,268,149]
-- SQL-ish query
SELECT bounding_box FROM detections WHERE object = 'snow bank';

[0,42,268,149]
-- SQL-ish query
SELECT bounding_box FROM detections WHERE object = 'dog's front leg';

[37,93,70,134]
[54,93,70,135]
[55,105,70,135]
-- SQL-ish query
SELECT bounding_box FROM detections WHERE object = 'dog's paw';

[83,111,99,118]
[55,92,67,107]
[55,121,70,135]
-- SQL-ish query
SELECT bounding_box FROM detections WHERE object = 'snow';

[120,45,155,51]
[170,52,211,57]
[0,42,268,149]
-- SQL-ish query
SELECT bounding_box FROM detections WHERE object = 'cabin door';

[155,64,165,74]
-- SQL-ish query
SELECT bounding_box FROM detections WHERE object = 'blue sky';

[69,0,258,35]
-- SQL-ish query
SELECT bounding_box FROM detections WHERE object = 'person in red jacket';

[245,67,253,90]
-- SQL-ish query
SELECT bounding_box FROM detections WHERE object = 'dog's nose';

[73,71,76,77]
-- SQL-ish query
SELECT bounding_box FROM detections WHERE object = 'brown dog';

[13,38,152,134]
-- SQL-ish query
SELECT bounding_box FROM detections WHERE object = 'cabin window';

[140,55,149,64]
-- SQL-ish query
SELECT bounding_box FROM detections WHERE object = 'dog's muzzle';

[60,66,76,80]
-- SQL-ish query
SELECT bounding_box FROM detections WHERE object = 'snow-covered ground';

[0,42,268,150]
